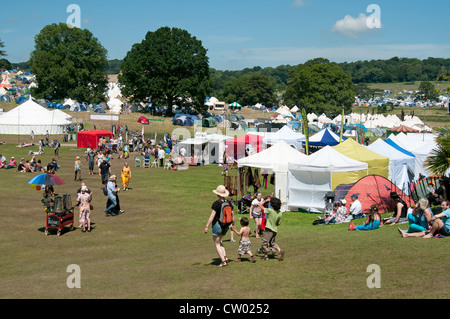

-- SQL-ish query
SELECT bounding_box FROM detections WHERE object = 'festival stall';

[77,130,114,149]
[28,173,73,236]
[287,146,368,213]
[333,138,389,179]
[237,141,308,212]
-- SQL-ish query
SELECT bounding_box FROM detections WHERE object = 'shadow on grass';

[37,222,97,236]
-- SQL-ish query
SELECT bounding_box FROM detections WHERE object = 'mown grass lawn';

[0,142,449,299]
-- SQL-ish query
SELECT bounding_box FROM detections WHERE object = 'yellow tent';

[333,138,389,178]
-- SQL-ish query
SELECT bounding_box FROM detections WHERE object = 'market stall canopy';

[77,130,114,149]
[225,133,264,159]
[288,146,368,213]
[263,125,305,150]
[333,137,389,178]
[366,138,415,194]
[306,128,346,147]
[238,140,308,212]
[238,140,308,174]
[388,125,419,133]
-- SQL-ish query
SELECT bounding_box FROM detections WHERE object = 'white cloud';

[332,13,381,38]
[292,0,306,7]
[0,29,15,34]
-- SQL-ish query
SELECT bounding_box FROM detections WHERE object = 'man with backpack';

[204,185,234,268]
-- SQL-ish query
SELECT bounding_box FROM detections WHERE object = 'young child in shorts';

[232,217,256,263]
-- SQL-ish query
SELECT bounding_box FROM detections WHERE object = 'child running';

[260,197,285,261]
[232,217,256,263]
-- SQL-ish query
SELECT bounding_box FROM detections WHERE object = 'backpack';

[103,185,108,196]
[218,200,233,228]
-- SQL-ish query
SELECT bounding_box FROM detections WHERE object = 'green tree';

[418,81,438,101]
[223,73,275,106]
[354,83,376,100]
[119,27,210,114]
[0,38,11,70]
[425,128,450,175]
[285,60,355,114]
[0,38,6,57]
[29,23,108,103]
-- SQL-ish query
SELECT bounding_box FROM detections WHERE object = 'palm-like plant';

[425,128,450,175]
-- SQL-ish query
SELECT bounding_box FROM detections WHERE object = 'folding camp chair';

[134,155,143,168]
[164,161,172,170]
[151,159,159,168]
[237,195,253,214]
[143,157,150,168]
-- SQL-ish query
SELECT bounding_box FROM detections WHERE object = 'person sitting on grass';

[398,198,433,237]
[349,204,381,231]
[381,192,408,226]
[0,154,6,168]
[423,200,450,238]
[231,217,256,263]
[6,157,17,169]
[349,194,365,220]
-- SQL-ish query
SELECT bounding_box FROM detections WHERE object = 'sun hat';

[109,175,116,181]
[81,185,87,192]
[213,185,229,198]
[341,199,347,205]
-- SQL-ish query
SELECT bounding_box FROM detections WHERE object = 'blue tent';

[305,128,347,147]
[384,138,416,158]
[16,96,29,104]
[172,113,198,126]
[93,105,106,113]
[287,120,301,130]
[213,115,223,123]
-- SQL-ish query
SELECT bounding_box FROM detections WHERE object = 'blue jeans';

[352,213,366,219]
[105,197,117,214]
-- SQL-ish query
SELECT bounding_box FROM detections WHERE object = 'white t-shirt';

[180,147,186,157]
[349,199,362,216]
[158,149,165,159]
[251,198,264,216]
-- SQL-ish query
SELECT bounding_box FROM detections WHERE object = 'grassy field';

[0,100,450,300]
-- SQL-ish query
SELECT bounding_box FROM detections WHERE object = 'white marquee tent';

[262,125,305,150]
[366,138,415,194]
[0,97,71,135]
[386,132,437,179]
[287,146,368,213]
[238,140,308,212]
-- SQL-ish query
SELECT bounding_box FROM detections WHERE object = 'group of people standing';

[205,185,285,268]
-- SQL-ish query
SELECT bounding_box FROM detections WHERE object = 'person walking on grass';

[260,197,285,261]
[74,156,82,181]
[76,186,92,232]
[232,217,256,263]
[121,162,131,191]
[204,185,234,268]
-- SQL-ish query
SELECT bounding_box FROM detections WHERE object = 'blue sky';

[1,0,450,70]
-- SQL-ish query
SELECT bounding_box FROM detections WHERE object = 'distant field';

[368,81,450,94]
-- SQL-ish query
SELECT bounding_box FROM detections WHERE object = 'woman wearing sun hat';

[204,185,234,268]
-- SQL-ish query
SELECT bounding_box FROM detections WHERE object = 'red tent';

[334,175,415,215]
[225,134,264,159]
[77,130,114,148]
[137,116,149,125]
[388,125,419,133]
